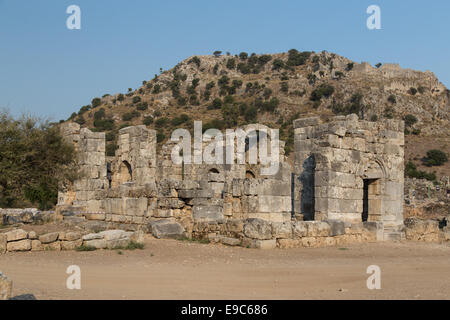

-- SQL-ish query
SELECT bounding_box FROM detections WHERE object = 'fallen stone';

[82,233,104,241]
[61,239,83,251]
[7,239,31,252]
[98,230,128,241]
[0,273,13,300]
[39,232,59,244]
[28,231,37,240]
[42,241,61,251]
[221,237,241,246]
[0,234,6,254]
[31,240,43,251]
[243,218,272,240]
[150,220,185,239]
[5,229,27,242]
[83,239,107,249]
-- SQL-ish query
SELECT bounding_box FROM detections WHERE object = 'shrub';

[75,116,85,125]
[78,105,91,115]
[272,59,285,71]
[91,98,101,108]
[156,131,166,143]
[425,150,448,166]
[405,161,436,181]
[132,96,141,104]
[106,143,118,157]
[375,63,382,68]
[408,87,417,95]
[94,119,114,131]
[418,86,426,94]
[152,84,161,94]
[208,98,222,110]
[237,62,251,74]
[117,94,125,101]
[155,117,168,128]
[239,52,248,60]
[106,132,115,141]
[136,102,148,111]
[189,56,201,68]
[0,111,78,209]
[388,94,397,104]
[280,82,289,93]
[76,245,96,252]
[226,58,236,70]
[213,50,222,57]
[310,84,334,101]
[94,108,106,120]
[346,63,354,71]
[370,115,378,122]
[404,114,418,127]
[143,116,153,126]
[244,106,258,123]
[287,49,311,66]
[171,114,190,126]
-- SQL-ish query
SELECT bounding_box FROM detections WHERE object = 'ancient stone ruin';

[55,114,409,248]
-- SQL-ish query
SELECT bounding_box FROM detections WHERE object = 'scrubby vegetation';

[0,110,78,209]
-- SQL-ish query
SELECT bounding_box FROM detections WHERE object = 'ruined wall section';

[293,114,405,238]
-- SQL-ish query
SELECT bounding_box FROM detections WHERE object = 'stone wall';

[0,228,144,253]
[55,115,408,248]
[293,114,405,240]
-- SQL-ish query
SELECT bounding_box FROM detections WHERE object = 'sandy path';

[1,238,449,300]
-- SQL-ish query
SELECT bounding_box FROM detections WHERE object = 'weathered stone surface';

[0,233,6,254]
[150,220,185,239]
[98,230,128,241]
[130,230,145,244]
[39,232,59,244]
[327,220,345,236]
[306,221,331,237]
[64,232,81,241]
[31,240,43,251]
[221,237,241,246]
[42,241,61,251]
[7,239,31,252]
[28,231,37,240]
[243,218,272,240]
[404,218,439,242]
[61,239,82,251]
[83,239,107,249]
[0,274,13,300]
[5,229,27,242]
[292,221,308,238]
[271,222,292,239]
[82,233,104,241]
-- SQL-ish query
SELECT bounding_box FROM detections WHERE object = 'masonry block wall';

[293,114,405,236]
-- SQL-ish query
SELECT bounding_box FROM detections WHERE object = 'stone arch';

[119,160,132,183]
[209,168,220,174]
[245,170,256,179]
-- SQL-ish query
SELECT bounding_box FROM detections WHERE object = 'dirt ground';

[1,237,449,300]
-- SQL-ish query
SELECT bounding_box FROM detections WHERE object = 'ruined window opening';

[119,160,132,184]
[106,162,112,189]
[209,168,219,174]
[245,170,256,179]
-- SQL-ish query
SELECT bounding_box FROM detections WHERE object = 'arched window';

[119,161,132,183]
[245,170,256,179]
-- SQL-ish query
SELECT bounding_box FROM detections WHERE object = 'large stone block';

[7,239,31,252]
[39,232,59,244]
[271,222,292,239]
[150,220,185,239]
[5,229,27,242]
[193,205,223,222]
[244,218,272,240]
[327,220,345,236]
[0,274,12,300]
[0,233,6,254]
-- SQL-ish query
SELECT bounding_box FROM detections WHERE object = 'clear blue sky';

[1,0,449,121]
